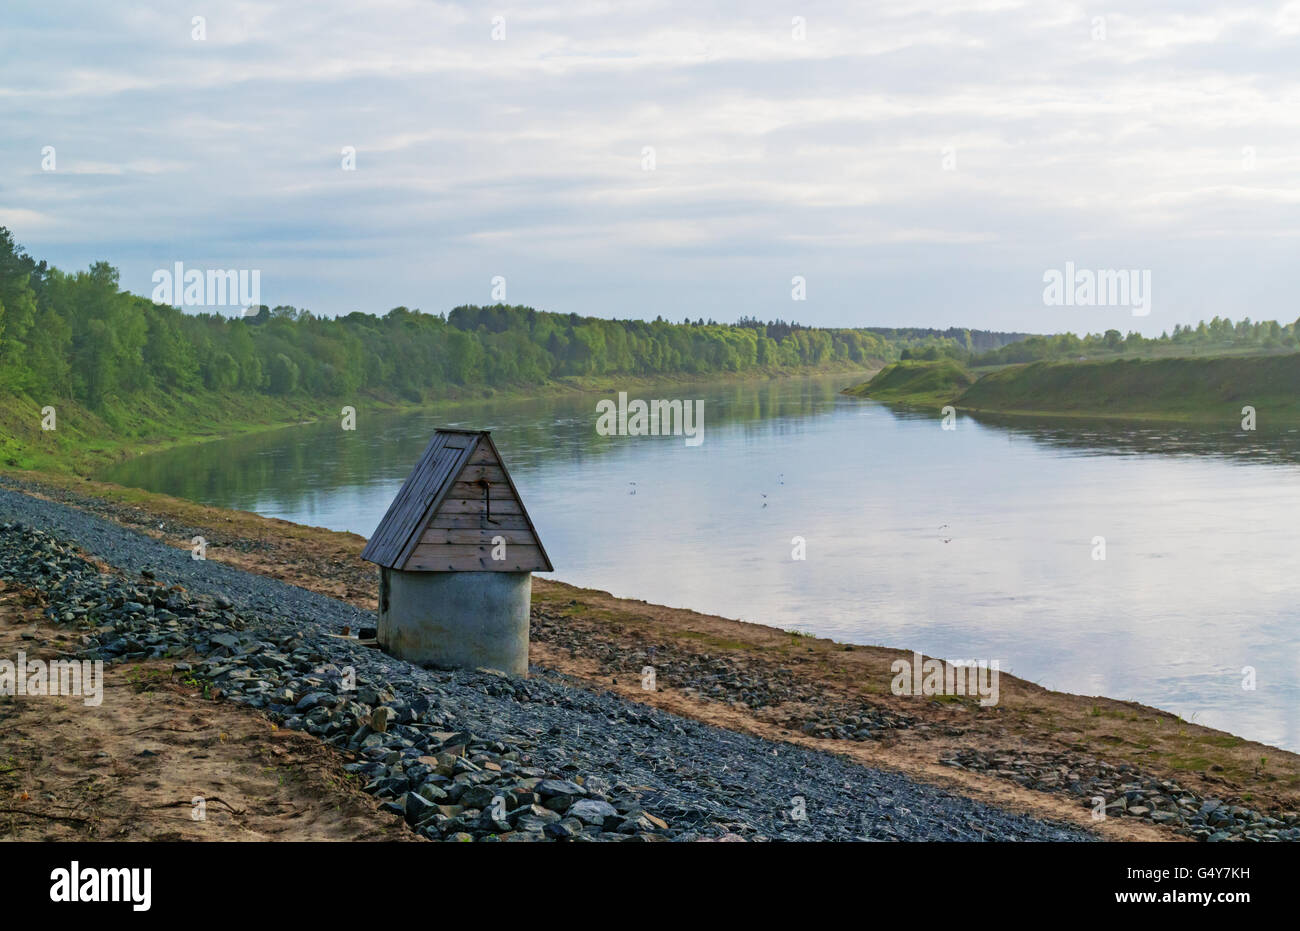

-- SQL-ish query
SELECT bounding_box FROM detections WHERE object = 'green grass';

[1197,734,1247,749]
[1158,754,1215,772]
[844,352,1300,424]
[0,390,351,475]
[842,360,977,408]
[124,666,168,693]
[2,360,881,477]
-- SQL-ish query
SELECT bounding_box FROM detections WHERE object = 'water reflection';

[101,376,853,530]
[100,376,1300,751]
[966,411,1300,467]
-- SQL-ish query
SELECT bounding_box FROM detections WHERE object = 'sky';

[2,0,1298,335]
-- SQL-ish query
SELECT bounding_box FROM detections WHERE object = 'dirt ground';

[0,582,417,842]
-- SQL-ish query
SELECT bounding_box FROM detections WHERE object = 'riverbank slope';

[0,480,1095,842]
[4,469,1298,841]
[846,354,1300,424]
[0,362,881,476]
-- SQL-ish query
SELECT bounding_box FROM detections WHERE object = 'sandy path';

[0,583,417,842]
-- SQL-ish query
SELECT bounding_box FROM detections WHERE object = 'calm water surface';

[102,375,1300,750]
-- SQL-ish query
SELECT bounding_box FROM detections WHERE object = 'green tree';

[268,353,299,394]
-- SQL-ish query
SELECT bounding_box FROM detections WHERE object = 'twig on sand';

[0,807,92,824]
[149,797,245,815]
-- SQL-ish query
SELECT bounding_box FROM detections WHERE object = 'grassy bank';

[842,360,977,408]
[845,353,1300,423]
[0,360,879,476]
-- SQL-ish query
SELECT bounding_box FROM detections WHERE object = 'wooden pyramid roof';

[360,429,552,572]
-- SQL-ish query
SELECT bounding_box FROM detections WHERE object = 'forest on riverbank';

[905,317,1300,366]
[0,228,1031,470]
[0,228,1035,408]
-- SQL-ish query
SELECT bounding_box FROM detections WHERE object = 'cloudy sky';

[3,1,1298,334]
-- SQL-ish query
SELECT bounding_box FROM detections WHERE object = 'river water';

[101,374,1300,751]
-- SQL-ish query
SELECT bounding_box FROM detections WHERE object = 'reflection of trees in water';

[99,375,855,505]
[899,406,1300,468]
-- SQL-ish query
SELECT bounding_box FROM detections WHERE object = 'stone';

[405,792,439,826]
[416,782,450,803]
[614,811,662,834]
[512,805,561,833]
[478,808,512,833]
[460,785,501,810]
[566,798,618,825]
[295,691,334,712]
[543,819,581,840]
[536,778,586,798]
[366,776,409,798]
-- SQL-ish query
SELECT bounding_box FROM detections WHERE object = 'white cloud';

[0,0,1296,332]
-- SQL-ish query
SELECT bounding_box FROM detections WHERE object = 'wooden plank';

[426,514,532,530]
[420,528,539,546]
[362,433,453,565]
[389,441,471,564]
[405,547,551,571]
[380,434,457,556]
[390,437,480,568]
[406,556,549,571]
[445,480,528,500]
[446,481,487,499]
[436,497,523,515]
[412,542,544,559]
[363,431,507,568]
[454,464,508,483]
[478,433,554,573]
[408,543,539,558]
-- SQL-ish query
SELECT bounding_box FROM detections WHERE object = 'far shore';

[843,353,1300,425]
[4,467,1298,842]
[2,363,880,477]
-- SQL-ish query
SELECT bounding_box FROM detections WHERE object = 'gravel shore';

[0,485,1095,841]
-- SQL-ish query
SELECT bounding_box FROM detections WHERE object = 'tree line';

[967,318,1300,366]
[0,228,1029,409]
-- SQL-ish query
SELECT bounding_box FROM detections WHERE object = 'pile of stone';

[532,608,914,740]
[189,651,700,841]
[941,748,1300,842]
[0,513,1098,843]
[0,523,700,842]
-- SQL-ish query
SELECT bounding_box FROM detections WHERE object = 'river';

[101,374,1300,751]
